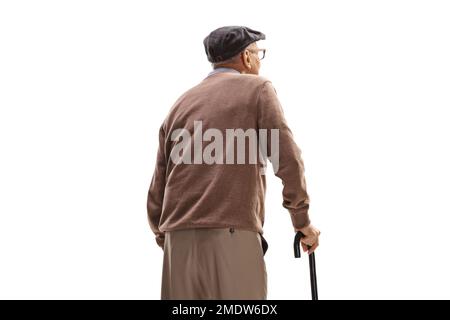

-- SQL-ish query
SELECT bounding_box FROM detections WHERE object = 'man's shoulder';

[235,74,271,87]
[166,74,272,114]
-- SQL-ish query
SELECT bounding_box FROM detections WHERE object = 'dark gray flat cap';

[203,26,266,63]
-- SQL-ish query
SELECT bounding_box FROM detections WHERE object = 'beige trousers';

[161,227,267,300]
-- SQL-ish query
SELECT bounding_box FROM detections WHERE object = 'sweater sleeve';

[147,123,167,249]
[257,81,311,229]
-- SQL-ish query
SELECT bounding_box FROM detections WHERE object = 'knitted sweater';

[147,71,310,249]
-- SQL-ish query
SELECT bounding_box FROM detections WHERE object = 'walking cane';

[294,231,318,300]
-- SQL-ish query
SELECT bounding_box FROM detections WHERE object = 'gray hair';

[211,51,242,68]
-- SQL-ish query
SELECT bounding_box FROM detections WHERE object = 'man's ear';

[242,50,252,69]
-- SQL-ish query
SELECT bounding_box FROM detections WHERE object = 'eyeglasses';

[248,48,266,60]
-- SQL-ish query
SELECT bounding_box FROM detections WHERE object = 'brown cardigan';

[147,71,310,249]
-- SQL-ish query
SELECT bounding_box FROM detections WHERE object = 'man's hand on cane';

[296,224,321,255]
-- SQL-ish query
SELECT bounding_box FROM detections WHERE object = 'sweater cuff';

[289,211,311,230]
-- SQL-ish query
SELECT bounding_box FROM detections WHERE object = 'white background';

[1,0,449,299]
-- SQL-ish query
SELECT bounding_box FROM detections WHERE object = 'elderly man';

[147,26,320,300]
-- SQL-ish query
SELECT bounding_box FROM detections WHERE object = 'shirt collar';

[205,67,240,79]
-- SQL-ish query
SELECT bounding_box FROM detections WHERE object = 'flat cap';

[203,26,266,63]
